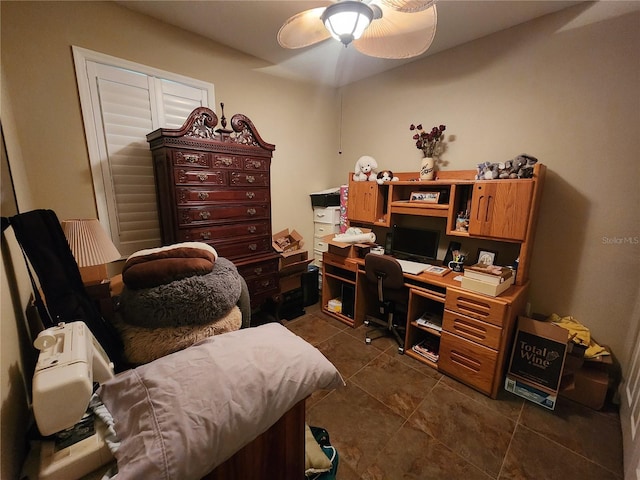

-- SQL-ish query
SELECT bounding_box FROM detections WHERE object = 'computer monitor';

[391,224,440,263]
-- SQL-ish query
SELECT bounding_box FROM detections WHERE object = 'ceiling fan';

[277,0,438,59]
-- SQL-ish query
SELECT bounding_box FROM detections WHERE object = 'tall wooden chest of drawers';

[147,107,279,307]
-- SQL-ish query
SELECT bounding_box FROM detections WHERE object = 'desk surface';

[346,256,525,302]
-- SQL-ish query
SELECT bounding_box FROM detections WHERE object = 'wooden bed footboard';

[202,399,306,479]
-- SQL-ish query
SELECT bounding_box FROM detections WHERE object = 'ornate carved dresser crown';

[147,106,279,307]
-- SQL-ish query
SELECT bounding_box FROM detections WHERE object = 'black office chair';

[363,253,408,354]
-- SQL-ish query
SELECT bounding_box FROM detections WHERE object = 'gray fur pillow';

[118,257,241,328]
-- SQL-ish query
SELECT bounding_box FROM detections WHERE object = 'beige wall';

[2,0,639,475]
[339,2,640,369]
[1,1,340,475]
[1,0,341,241]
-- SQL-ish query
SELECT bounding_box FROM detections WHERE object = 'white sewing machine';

[23,322,116,480]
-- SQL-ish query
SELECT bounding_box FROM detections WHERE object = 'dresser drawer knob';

[247,208,256,215]
[248,225,257,233]
[199,211,211,220]
[219,157,233,166]
[260,280,270,287]
[246,175,255,183]
[197,173,208,182]
[200,232,211,240]
[254,267,263,275]
[246,191,255,199]
[198,192,209,200]
[248,243,257,251]
[184,154,200,163]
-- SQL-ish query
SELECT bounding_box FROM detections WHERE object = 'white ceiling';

[118,0,584,87]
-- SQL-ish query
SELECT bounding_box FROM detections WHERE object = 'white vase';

[420,157,435,180]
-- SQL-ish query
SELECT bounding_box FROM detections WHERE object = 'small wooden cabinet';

[347,180,383,224]
[468,181,534,241]
[147,107,280,307]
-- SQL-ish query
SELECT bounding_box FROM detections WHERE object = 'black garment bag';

[9,209,124,370]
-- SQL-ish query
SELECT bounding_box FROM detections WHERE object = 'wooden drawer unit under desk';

[445,288,508,327]
[439,331,498,396]
[442,310,502,350]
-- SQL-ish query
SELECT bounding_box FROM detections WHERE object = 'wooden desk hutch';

[322,164,546,398]
[147,107,279,308]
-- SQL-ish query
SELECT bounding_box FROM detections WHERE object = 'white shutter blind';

[76,49,213,257]
[157,79,209,128]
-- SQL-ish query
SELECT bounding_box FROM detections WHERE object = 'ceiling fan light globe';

[321,1,374,46]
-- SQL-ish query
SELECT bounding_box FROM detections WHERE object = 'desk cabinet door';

[347,181,379,224]
[468,181,533,241]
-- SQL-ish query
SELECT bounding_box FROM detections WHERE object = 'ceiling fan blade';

[380,0,436,13]
[354,3,437,59]
[277,7,331,49]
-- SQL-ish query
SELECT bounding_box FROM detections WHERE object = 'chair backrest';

[364,253,405,291]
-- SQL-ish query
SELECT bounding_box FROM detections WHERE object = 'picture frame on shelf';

[477,249,497,266]
[410,191,440,203]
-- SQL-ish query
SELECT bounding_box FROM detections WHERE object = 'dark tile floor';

[283,304,624,480]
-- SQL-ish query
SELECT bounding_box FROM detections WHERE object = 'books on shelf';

[464,264,513,285]
[412,339,439,363]
[416,311,442,332]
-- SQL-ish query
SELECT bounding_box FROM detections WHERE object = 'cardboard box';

[460,274,514,297]
[279,250,309,269]
[506,316,570,409]
[280,257,313,280]
[272,229,303,253]
[505,376,558,410]
[322,229,374,259]
[280,274,302,293]
[559,353,612,410]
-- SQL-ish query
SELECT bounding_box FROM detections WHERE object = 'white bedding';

[97,323,344,480]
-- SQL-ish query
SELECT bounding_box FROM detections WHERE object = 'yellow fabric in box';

[547,313,610,359]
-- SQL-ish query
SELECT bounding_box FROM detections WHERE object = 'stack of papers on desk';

[397,259,429,275]
[397,259,449,276]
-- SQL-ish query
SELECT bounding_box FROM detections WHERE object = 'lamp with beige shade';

[61,219,122,318]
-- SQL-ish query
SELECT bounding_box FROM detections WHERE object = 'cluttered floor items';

[505,313,615,411]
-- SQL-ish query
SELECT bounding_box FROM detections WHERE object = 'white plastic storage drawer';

[314,237,330,252]
[313,206,341,224]
[314,223,340,237]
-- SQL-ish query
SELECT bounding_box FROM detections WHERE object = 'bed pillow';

[97,323,344,480]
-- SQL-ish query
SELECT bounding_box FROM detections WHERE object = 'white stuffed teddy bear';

[353,155,378,182]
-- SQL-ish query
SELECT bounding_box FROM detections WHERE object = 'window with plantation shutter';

[73,47,214,256]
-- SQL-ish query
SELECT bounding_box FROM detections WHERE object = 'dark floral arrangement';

[410,123,446,157]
